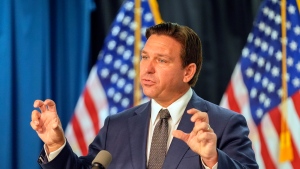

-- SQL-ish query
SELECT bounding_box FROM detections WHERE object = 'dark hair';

[145,22,202,87]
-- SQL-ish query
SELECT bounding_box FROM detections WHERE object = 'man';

[31,22,258,169]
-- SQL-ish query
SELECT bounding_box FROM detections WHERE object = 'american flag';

[220,0,300,168]
[65,0,162,156]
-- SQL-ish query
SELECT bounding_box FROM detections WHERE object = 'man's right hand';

[30,99,65,154]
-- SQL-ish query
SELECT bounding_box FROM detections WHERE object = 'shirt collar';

[150,88,193,125]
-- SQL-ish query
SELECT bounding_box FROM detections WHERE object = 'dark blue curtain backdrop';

[0,0,94,168]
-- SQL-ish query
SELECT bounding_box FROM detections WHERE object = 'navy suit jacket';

[39,91,258,169]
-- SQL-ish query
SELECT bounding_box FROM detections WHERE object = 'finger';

[30,120,42,132]
[172,130,189,142]
[197,132,215,143]
[44,99,57,112]
[31,110,41,124]
[33,100,46,112]
[188,109,209,123]
[193,121,210,133]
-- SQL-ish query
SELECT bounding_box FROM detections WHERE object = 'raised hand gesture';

[30,99,65,154]
[173,108,218,168]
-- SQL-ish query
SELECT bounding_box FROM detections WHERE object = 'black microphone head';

[92,150,112,169]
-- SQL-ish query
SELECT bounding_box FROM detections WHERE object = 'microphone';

[92,150,112,169]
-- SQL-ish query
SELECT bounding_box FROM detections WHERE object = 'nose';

[142,59,155,74]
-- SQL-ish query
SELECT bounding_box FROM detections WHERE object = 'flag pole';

[279,0,293,162]
[133,0,142,106]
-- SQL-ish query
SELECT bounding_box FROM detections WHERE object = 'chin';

[142,88,155,98]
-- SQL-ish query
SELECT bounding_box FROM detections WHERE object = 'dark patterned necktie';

[148,109,171,169]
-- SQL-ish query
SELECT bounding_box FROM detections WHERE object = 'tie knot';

[159,109,170,119]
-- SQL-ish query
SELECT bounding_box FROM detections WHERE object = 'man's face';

[140,34,192,107]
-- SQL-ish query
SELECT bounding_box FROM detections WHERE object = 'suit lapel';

[163,102,194,168]
[128,103,151,169]
[163,92,208,168]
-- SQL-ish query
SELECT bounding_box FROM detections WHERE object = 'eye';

[158,58,167,63]
[141,55,148,60]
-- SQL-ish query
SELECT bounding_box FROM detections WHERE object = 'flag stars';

[122,16,132,26]
[124,1,134,11]
[254,37,261,47]
[265,62,271,72]
[246,68,254,77]
[144,12,153,22]
[117,45,125,55]
[268,46,274,55]
[294,25,300,35]
[114,60,122,69]
[263,7,269,15]
[267,82,275,93]
[141,27,147,35]
[286,21,291,30]
[92,0,156,118]
[258,57,265,67]
[124,83,133,94]
[267,10,275,20]
[117,78,126,88]
[111,73,119,83]
[250,53,258,62]
[277,88,282,97]
[264,26,272,36]
[287,57,294,66]
[256,109,263,118]
[108,40,117,50]
[121,98,130,108]
[119,31,128,40]
[271,30,278,40]
[259,92,266,103]
[262,77,269,88]
[274,14,281,25]
[112,26,121,36]
[110,107,118,115]
[130,21,137,31]
[271,66,280,77]
[289,41,297,51]
[104,54,113,64]
[247,33,254,43]
[113,92,122,103]
[126,35,134,46]
[296,62,300,72]
[275,51,282,61]
[116,12,125,22]
[107,88,115,98]
[242,48,250,57]
[123,50,132,60]
[261,41,268,51]
[250,88,258,98]
[258,22,265,31]
[264,98,271,108]
[292,77,300,88]
[100,68,109,78]
[128,69,135,79]
[120,64,129,74]
[288,4,296,14]
[254,72,261,82]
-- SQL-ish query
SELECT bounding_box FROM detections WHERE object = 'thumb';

[172,130,189,142]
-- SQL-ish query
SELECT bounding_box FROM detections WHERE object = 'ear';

[183,63,196,83]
